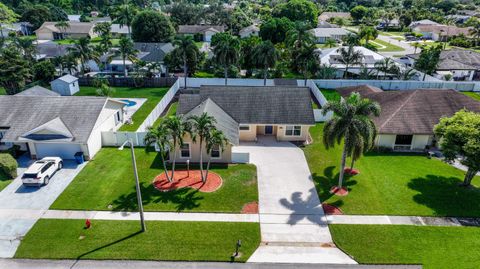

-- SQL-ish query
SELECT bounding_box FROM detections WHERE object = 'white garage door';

[35,143,82,160]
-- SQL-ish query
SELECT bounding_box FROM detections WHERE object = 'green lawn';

[16,219,260,262]
[51,148,258,213]
[331,225,480,269]
[463,91,480,101]
[320,89,341,102]
[54,38,120,46]
[194,71,216,78]
[0,87,5,95]
[152,102,178,128]
[304,124,480,217]
[76,86,169,131]
[369,39,404,52]
[0,170,13,192]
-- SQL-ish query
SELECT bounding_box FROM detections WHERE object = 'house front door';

[265,125,273,135]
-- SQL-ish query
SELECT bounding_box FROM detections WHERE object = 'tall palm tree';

[113,0,137,36]
[285,22,316,49]
[189,113,216,182]
[338,45,364,79]
[374,58,399,80]
[204,129,228,181]
[68,37,99,74]
[55,21,70,39]
[254,40,278,86]
[145,125,173,182]
[358,25,378,45]
[212,33,240,85]
[322,92,381,191]
[173,35,197,89]
[295,44,318,85]
[62,54,78,75]
[325,38,337,48]
[163,115,190,180]
[115,36,138,77]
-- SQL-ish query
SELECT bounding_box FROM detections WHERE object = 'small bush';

[0,153,18,179]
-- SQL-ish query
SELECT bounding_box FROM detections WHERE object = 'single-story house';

[318,12,351,22]
[111,23,129,37]
[51,75,80,96]
[336,85,480,151]
[239,25,259,38]
[35,43,73,60]
[409,19,440,29]
[67,15,81,22]
[405,49,480,81]
[174,86,315,163]
[446,14,471,24]
[377,18,400,29]
[317,21,339,28]
[15,86,60,97]
[411,24,471,41]
[0,22,33,37]
[310,27,349,43]
[35,22,97,40]
[0,96,126,160]
[178,25,225,42]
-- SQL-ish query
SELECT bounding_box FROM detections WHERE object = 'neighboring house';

[35,42,73,60]
[409,19,440,29]
[178,25,225,42]
[174,86,315,163]
[317,21,339,28]
[35,22,97,40]
[110,24,129,37]
[239,25,259,38]
[412,24,471,41]
[405,49,480,81]
[310,27,349,43]
[0,22,33,37]
[377,18,400,29]
[336,85,480,151]
[67,15,81,22]
[51,75,80,96]
[318,12,351,22]
[15,86,60,97]
[0,96,126,160]
[446,14,471,24]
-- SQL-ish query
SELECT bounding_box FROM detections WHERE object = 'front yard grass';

[15,219,260,262]
[331,224,480,269]
[463,91,480,101]
[320,88,341,102]
[0,170,13,192]
[304,124,480,217]
[76,86,169,131]
[51,147,258,213]
[369,39,405,52]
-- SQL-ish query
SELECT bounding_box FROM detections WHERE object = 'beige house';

[35,22,97,40]
[173,86,316,163]
[337,85,480,151]
[177,25,225,42]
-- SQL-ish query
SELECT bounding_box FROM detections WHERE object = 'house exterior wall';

[375,134,432,150]
[276,125,311,141]
[169,134,232,163]
[204,30,217,42]
[375,134,396,148]
[36,30,54,40]
[239,124,257,141]
[51,80,79,96]
[411,135,431,150]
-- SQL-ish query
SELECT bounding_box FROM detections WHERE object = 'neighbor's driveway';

[0,156,86,258]
[233,137,356,264]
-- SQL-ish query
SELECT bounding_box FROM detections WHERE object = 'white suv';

[22,157,63,186]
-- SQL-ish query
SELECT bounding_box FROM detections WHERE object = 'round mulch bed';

[241,202,259,214]
[329,186,349,196]
[344,168,360,175]
[153,170,223,193]
[322,203,343,215]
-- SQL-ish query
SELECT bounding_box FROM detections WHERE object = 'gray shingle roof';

[0,96,109,143]
[35,22,95,34]
[184,98,239,145]
[336,86,480,134]
[177,86,315,125]
[36,43,73,59]
[407,49,480,70]
[16,86,60,97]
[134,43,174,62]
[178,25,225,34]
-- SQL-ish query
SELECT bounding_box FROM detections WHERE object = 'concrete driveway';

[233,137,356,264]
[0,155,86,258]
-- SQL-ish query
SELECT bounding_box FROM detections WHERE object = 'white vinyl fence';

[305,80,333,122]
[180,77,275,87]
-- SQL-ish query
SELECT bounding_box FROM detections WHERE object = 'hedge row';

[0,153,18,179]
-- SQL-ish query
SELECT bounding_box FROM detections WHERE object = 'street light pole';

[119,139,146,232]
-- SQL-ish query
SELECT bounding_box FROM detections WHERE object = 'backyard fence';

[305,80,333,122]
[78,77,177,88]
[180,77,275,87]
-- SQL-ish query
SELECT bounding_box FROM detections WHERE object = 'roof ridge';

[379,90,418,131]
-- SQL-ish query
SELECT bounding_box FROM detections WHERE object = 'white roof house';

[409,19,440,29]
[51,75,80,96]
[239,25,259,38]
[310,28,349,43]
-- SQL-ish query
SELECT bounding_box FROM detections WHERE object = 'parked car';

[22,157,63,186]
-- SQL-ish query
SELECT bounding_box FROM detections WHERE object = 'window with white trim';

[285,125,301,136]
[239,125,250,131]
[211,145,221,158]
[180,143,190,158]
[115,111,121,125]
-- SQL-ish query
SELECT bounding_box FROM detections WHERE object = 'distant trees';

[259,17,295,44]
[0,47,31,95]
[350,5,368,23]
[173,35,198,88]
[168,2,202,26]
[116,36,138,77]
[0,3,18,38]
[67,37,99,74]
[212,33,240,85]
[131,10,175,42]
[20,5,52,29]
[93,22,112,54]
[415,45,441,81]
[358,26,378,45]
[111,2,137,35]
[272,0,318,27]
[253,40,278,86]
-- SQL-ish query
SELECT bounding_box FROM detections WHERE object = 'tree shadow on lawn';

[312,166,357,202]
[408,175,480,217]
[111,182,203,212]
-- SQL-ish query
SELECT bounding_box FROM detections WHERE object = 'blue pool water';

[120,99,137,107]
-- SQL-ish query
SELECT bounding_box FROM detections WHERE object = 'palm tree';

[173,35,197,89]
[338,45,364,79]
[358,26,378,45]
[374,58,399,80]
[469,21,480,47]
[212,33,240,85]
[396,67,416,80]
[295,44,318,85]
[325,38,337,48]
[322,92,381,192]
[62,54,78,75]
[254,40,278,86]
[145,125,173,182]
[412,42,421,54]
[342,33,360,46]
[189,113,216,182]
[204,129,228,181]
[163,115,190,181]
[13,37,36,61]
[68,37,99,74]
[55,21,70,39]
[114,36,138,77]
[113,1,137,36]
[285,22,316,49]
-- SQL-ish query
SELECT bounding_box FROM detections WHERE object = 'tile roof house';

[337,85,480,150]
[35,43,73,60]
[412,24,471,41]
[178,25,225,42]
[310,27,349,43]
[15,86,60,97]
[174,86,315,163]
[0,96,126,160]
[35,22,97,40]
[318,12,351,22]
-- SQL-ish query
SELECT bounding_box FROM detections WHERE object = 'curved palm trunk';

[159,151,172,182]
[338,138,348,189]
[183,54,188,89]
[199,139,205,182]
[463,168,478,186]
[170,138,178,180]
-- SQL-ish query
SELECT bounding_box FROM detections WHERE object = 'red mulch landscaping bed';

[344,168,359,175]
[241,202,259,214]
[330,186,349,196]
[322,203,343,215]
[153,170,223,193]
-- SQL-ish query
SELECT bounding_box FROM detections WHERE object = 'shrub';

[0,153,18,179]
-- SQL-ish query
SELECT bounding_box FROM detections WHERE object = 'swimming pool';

[120,99,137,107]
